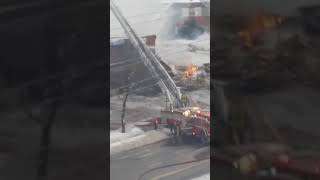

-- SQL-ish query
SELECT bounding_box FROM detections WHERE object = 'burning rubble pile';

[172,63,210,91]
[184,64,199,77]
[214,7,320,90]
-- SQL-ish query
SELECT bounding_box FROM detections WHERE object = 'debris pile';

[173,64,210,91]
[184,64,199,77]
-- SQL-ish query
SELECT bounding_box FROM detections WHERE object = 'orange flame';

[238,14,285,48]
[184,64,198,77]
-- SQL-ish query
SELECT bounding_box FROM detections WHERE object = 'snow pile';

[110,124,145,144]
[190,173,210,180]
[110,124,169,155]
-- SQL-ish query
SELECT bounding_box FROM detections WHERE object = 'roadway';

[110,140,210,180]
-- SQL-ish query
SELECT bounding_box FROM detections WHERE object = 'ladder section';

[110,0,182,108]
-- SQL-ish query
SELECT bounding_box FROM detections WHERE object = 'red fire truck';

[154,107,210,144]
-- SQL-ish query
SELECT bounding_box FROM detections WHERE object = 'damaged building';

[162,0,210,39]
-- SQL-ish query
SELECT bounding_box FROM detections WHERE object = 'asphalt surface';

[110,140,210,180]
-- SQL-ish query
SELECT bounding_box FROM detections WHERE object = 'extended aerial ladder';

[110,0,183,109]
[200,0,210,8]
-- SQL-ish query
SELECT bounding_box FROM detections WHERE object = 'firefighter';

[170,121,180,144]
[181,94,189,107]
[228,96,251,145]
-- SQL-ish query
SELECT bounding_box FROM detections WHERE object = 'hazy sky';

[110,0,166,37]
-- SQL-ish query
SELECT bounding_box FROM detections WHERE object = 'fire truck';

[154,107,210,145]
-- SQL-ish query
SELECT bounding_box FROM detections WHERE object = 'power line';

[109,37,210,69]
[109,38,210,69]
[110,38,210,72]
[112,81,161,97]
[110,47,210,73]
[109,49,189,71]
[110,76,157,93]
[110,50,184,69]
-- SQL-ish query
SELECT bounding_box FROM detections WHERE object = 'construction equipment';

[110,0,183,110]
[154,107,210,145]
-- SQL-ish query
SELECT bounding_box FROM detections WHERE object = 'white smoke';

[110,0,167,37]
[157,3,181,40]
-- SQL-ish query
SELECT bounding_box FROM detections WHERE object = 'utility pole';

[120,93,129,133]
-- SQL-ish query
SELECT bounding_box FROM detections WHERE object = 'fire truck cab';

[155,107,210,145]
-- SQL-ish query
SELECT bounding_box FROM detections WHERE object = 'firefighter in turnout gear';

[228,97,251,145]
[181,94,190,107]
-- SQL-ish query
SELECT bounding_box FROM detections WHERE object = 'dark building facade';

[110,35,160,96]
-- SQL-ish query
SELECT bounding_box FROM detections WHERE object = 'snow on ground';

[110,95,166,129]
[110,124,145,144]
[110,124,169,155]
[190,173,210,180]
[156,33,210,67]
[110,95,166,111]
